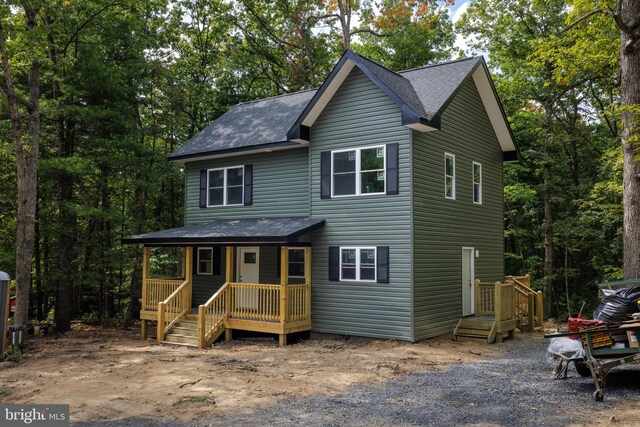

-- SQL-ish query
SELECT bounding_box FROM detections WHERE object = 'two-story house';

[123,50,519,348]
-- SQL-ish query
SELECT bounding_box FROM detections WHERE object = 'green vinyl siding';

[412,77,504,340]
[191,247,226,306]
[310,68,413,341]
[184,148,309,225]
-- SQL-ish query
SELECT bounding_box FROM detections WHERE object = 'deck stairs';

[160,314,225,348]
[452,316,497,343]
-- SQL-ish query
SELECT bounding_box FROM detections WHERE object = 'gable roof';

[169,50,518,162]
[168,90,316,162]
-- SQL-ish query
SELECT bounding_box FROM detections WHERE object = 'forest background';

[0,0,631,331]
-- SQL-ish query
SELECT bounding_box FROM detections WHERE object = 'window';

[473,162,482,204]
[332,146,385,197]
[207,166,244,206]
[445,153,455,199]
[340,247,376,282]
[288,248,305,278]
[197,248,213,275]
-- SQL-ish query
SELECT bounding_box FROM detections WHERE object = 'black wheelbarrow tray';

[545,326,640,401]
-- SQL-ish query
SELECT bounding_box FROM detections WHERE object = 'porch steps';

[162,318,200,347]
[453,316,497,344]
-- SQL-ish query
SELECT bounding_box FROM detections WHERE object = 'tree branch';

[349,28,393,38]
[561,8,613,33]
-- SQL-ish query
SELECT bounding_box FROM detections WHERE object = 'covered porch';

[123,218,324,348]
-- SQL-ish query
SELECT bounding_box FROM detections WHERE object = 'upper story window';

[197,247,213,275]
[208,166,244,206]
[445,153,455,200]
[332,146,385,197]
[473,162,482,204]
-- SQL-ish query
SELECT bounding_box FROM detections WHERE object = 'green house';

[123,50,518,347]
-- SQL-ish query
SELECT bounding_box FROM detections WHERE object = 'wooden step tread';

[160,341,198,348]
[454,333,492,338]
[166,333,198,339]
[173,326,198,332]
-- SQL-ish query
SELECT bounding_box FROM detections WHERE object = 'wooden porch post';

[536,291,544,327]
[279,246,289,347]
[225,246,234,342]
[474,279,480,315]
[304,247,312,322]
[185,247,193,309]
[141,246,150,340]
[494,281,503,343]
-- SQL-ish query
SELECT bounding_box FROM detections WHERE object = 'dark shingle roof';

[352,52,428,119]
[121,217,325,244]
[168,52,490,161]
[168,90,316,161]
[400,57,483,120]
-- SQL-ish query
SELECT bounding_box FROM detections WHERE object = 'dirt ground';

[0,324,502,424]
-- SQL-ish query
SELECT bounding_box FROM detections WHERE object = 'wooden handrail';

[507,274,543,328]
[197,282,229,349]
[142,278,183,311]
[157,279,190,342]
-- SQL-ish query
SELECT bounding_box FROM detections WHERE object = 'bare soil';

[0,324,501,424]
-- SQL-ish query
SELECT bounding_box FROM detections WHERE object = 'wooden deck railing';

[474,280,515,323]
[157,279,190,342]
[287,284,311,322]
[198,282,229,348]
[143,279,184,311]
[506,274,543,330]
[229,282,282,322]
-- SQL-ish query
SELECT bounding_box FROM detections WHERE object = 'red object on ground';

[568,317,603,339]
[10,296,15,313]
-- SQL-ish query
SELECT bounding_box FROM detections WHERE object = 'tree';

[0,2,42,327]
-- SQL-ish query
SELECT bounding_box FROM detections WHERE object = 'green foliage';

[6,345,22,363]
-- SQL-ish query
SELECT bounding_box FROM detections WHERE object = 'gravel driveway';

[76,337,640,426]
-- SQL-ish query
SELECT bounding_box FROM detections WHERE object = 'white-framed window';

[207,166,244,206]
[340,247,376,282]
[332,145,386,197]
[197,247,213,275]
[444,153,455,200]
[473,162,482,204]
[288,248,306,279]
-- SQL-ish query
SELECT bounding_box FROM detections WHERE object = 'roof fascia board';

[287,50,437,140]
[471,61,519,157]
[168,141,307,163]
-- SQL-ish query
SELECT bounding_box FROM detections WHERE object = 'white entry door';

[462,247,475,316]
[237,247,260,283]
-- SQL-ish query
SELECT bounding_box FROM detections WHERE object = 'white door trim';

[462,247,475,316]
[236,247,260,283]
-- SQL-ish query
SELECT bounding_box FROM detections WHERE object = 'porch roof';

[121,217,325,245]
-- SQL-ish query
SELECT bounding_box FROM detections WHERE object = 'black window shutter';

[377,246,389,284]
[321,151,331,199]
[213,247,221,276]
[386,143,399,195]
[244,164,253,206]
[328,246,339,281]
[199,170,208,208]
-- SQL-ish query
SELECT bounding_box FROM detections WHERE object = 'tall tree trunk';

[542,100,555,318]
[54,121,75,333]
[0,6,40,327]
[621,0,640,279]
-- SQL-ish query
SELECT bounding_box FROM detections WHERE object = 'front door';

[462,247,474,316]
[237,247,260,284]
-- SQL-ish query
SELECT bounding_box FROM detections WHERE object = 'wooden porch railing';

[143,279,184,311]
[474,280,515,323]
[157,279,190,342]
[196,281,312,348]
[506,274,543,330]
[198,282,229,349]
